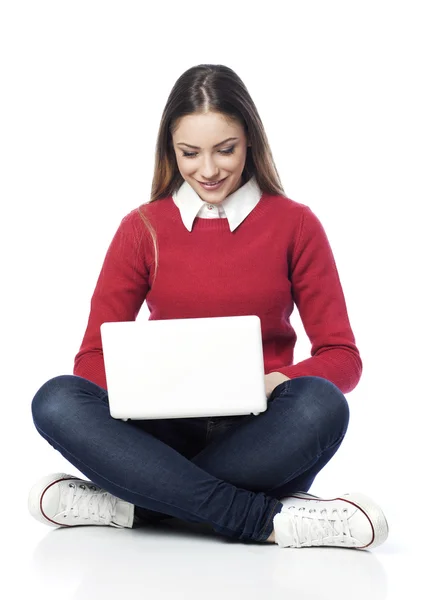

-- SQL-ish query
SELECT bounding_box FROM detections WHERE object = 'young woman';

[29,64,388,549]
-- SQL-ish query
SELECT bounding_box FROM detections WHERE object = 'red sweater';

[74,192,362,394]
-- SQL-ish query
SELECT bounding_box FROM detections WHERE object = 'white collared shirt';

[172,175,263,232]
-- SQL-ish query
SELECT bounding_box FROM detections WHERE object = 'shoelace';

[285,505,356,548]
[63,482,117,524]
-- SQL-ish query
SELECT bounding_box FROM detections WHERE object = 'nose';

[200,154,220,179]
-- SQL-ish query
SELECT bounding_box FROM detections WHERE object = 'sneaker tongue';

[59,480,73,512]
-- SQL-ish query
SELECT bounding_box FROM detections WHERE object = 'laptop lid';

[100,315,267,420]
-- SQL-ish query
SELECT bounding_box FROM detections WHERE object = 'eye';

[182,147,235,159]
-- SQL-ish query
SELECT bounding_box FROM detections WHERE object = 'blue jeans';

[31,374,349,543]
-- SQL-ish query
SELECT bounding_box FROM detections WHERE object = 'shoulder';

[121,198,173,230]
[264,194,329,251]
[264,192,314,223]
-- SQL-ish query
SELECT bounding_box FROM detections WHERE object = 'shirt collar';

[172,175,263,232]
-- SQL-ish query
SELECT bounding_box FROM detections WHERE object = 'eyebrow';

[176,137,239,150]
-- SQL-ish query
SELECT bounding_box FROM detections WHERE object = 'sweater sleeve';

[275,206,362,394]
[73,212,150,390]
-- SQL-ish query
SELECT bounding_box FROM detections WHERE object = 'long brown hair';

[138,64,287,284]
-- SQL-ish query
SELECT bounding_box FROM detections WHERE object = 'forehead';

[173,112,243,143]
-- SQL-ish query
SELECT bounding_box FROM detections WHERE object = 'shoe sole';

[286,491,389,549]
[28,472,80,527]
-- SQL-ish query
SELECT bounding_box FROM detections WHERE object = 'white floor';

[4,460,422,600]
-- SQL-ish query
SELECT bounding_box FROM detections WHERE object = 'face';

[171,111,250,203]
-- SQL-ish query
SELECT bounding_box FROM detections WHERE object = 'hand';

[264,372,291,399]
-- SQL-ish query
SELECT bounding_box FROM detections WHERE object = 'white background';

[1,1,426,598]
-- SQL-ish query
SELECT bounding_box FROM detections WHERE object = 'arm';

[73,212,150,390]
[275,206,362,394]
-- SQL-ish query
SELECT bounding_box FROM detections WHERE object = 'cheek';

[175,156,191,174]
[231,148,247,164]
[229,155,246,172]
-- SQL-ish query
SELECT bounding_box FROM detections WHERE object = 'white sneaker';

[273,491,389,549]
[28,473,134,528]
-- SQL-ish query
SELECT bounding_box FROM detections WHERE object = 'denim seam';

[72,376,108,401]
[268,379,292,403]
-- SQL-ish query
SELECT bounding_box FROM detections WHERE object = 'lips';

[199,178,224,185]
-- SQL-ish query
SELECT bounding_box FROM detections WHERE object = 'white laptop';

[100,315,267,420]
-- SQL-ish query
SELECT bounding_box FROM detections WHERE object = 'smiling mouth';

[199,178,224,184]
